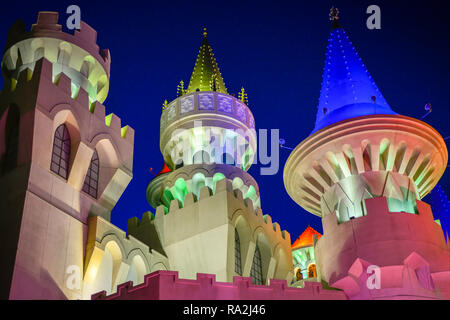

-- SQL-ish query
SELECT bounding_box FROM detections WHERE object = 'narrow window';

[83,149,99,198]
[250,245,263,285]
[50,124,71,179]
[308,264,317,278]
[235,230,242,275]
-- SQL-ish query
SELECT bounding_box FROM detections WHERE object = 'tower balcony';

[160,91,257,171]
[284,114,448,222]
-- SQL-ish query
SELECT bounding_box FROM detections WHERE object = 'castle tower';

[0,12,134,299]
[291,226,321,283]
[283,9,449,291]
[129,29,293,285]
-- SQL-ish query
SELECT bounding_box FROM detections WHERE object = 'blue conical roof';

[312,20,396,133]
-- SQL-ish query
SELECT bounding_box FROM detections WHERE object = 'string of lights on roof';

[316,7,391,127]
[186,27,228,94]
[160,27,253,109]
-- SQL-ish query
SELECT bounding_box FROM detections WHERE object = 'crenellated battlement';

[3,11,110,74]
[2,12,111,104]
[316,196,450,285]
[153,166,261,214]
[127,177,292,284]
[146,178,289,242]
[5,57,133,143]
[91,270,346,300]
[331,252,450,300]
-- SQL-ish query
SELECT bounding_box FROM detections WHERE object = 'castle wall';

[316,197,450,285]
[92,270,346,300]
[332,252,450,300]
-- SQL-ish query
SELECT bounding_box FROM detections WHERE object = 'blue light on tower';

[313,12,397,133]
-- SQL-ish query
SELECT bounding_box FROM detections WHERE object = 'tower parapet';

[130,178,292,284]
[147,163,261,212]
[92,270,347,300]
[160,91,256,170]
[2,11,111,105]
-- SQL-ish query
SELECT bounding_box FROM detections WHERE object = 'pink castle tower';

[0,12,134,299]
[283,8,450,299]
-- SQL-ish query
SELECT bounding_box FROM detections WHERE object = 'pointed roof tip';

[186,27,228,94]
[312,8,396,133]
[291,226,322,249]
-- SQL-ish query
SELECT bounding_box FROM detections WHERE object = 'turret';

[2,11,111,106]
[150,29,259,212]
[283,8,449,287]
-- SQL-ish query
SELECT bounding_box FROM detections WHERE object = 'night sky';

[0,1,448,241]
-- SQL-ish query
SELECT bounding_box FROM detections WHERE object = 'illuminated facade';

[0,10,449,300]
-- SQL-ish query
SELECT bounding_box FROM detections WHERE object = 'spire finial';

[329,7,342,30]
[329,7,339,21]
[203,27,207,38]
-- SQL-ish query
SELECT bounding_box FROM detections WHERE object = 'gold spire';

[238,87,248,105]
[186,28,227,94]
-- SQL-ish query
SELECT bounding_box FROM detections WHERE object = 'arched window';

[83,149,99,198]
[296,268,303,281]
[2,105,20,174]
[234,230,242,275]
[250,245,263,285]
[50,124,71,179]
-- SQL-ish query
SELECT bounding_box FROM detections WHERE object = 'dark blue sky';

[1,1,448,241]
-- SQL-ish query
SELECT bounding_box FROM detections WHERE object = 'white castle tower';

[128,29,294,284]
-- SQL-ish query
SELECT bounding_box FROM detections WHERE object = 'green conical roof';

[187,28,227,94]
